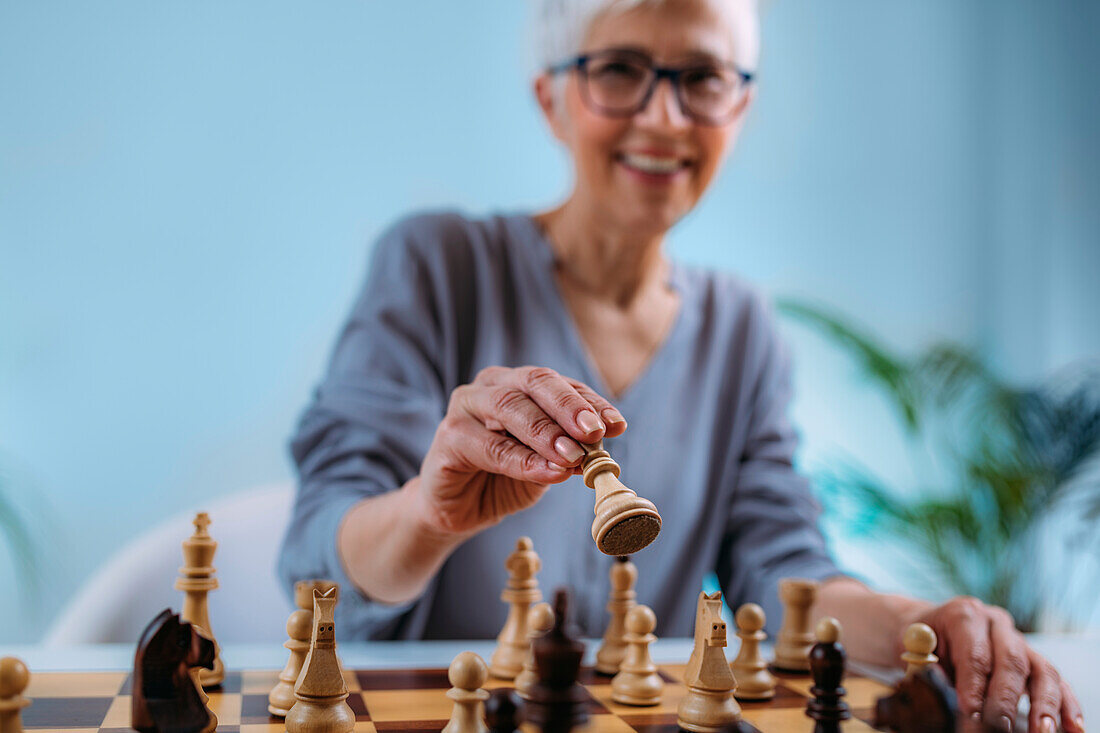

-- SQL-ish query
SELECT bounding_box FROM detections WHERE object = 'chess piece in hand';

[415,366,626,535]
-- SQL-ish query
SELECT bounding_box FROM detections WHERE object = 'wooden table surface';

[4,635,1096,725]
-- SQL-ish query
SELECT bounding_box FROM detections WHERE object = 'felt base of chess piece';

[596,513,661,556]
[582,442,661,556]
[484,688,524,733]
[874,666,959,733]
[132,609,217,733]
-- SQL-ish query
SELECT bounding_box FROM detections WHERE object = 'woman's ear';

[534,72,570,144]
[740,84,756,117]
[730,84,755,124]
[720,84,756,144]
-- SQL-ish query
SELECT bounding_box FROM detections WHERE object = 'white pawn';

[268,609,311,716]
[731,603,777,702]
[443,652,489,733]
[514,602,554,700]
[611,605,662,706]
[0,657,31,733]
[901,623,938,675]
[595,556,637,675]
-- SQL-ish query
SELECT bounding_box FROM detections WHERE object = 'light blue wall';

[2,1,1097,643]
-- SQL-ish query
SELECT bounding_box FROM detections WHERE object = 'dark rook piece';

[873,666,959,733]
[806,618,850,733]
[132,608,217,733]
[524,588,589,733]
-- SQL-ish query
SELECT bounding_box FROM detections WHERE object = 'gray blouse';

[278,211,842,640]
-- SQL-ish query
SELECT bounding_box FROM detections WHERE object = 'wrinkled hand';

[414,365,626,535]
[914,597,1083,733]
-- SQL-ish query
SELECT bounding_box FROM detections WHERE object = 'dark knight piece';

[132,608,217,733]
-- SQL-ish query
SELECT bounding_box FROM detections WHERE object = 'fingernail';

[1042,716,1057,733]
[554,436,584,463]
[601,408,626,426]
[1076,716,1085,733]
[999,716,1014,733]
[577,410,602,434]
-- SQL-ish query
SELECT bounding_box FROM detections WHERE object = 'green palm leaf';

[781,299,1100,631]
[776,299,922,431]
[0,468,39,595]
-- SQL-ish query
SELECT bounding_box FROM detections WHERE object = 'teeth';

[621,153,684,174]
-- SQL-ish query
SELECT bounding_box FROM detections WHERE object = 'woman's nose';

[635,77,691,130]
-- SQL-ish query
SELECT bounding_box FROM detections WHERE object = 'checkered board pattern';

[21,664,892,732]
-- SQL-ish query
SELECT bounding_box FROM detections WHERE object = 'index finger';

[947,604,995,732]
[566,377,627,438]
[1059,678,1084,733]
[984,610,1029,732]
[512,366,608,442]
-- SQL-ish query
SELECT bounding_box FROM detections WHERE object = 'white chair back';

[44,483,295,645]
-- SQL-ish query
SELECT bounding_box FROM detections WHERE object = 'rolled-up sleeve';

[277,217,449,639]
[716,302,844,633]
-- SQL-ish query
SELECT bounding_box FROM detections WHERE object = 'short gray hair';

[528,0,761,76]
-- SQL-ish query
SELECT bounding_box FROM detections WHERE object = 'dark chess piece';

[485,688,524,733]
[874,666,959,733]
[132,608,217,733]
[524,588,588,733]
[806,618,851,733]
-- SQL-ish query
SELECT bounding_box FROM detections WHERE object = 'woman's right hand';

[409,365,627,537]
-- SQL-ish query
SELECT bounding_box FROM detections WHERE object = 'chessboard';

[21,663,893,732]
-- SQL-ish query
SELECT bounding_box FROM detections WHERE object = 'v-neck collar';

[512,213,691,406]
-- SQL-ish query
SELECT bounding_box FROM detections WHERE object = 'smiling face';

[536,0,755,237]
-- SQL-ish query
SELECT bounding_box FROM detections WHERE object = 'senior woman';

[278,0,1082,730]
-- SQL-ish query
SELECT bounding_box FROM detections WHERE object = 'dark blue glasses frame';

[547,51,754,125]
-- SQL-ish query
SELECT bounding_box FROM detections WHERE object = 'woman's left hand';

[914,597,1084,733]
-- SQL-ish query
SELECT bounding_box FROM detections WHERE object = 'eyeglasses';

[548,49,754,126]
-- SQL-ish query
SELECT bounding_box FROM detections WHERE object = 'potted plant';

[779,299,1100,631]
[0,469,38,596]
